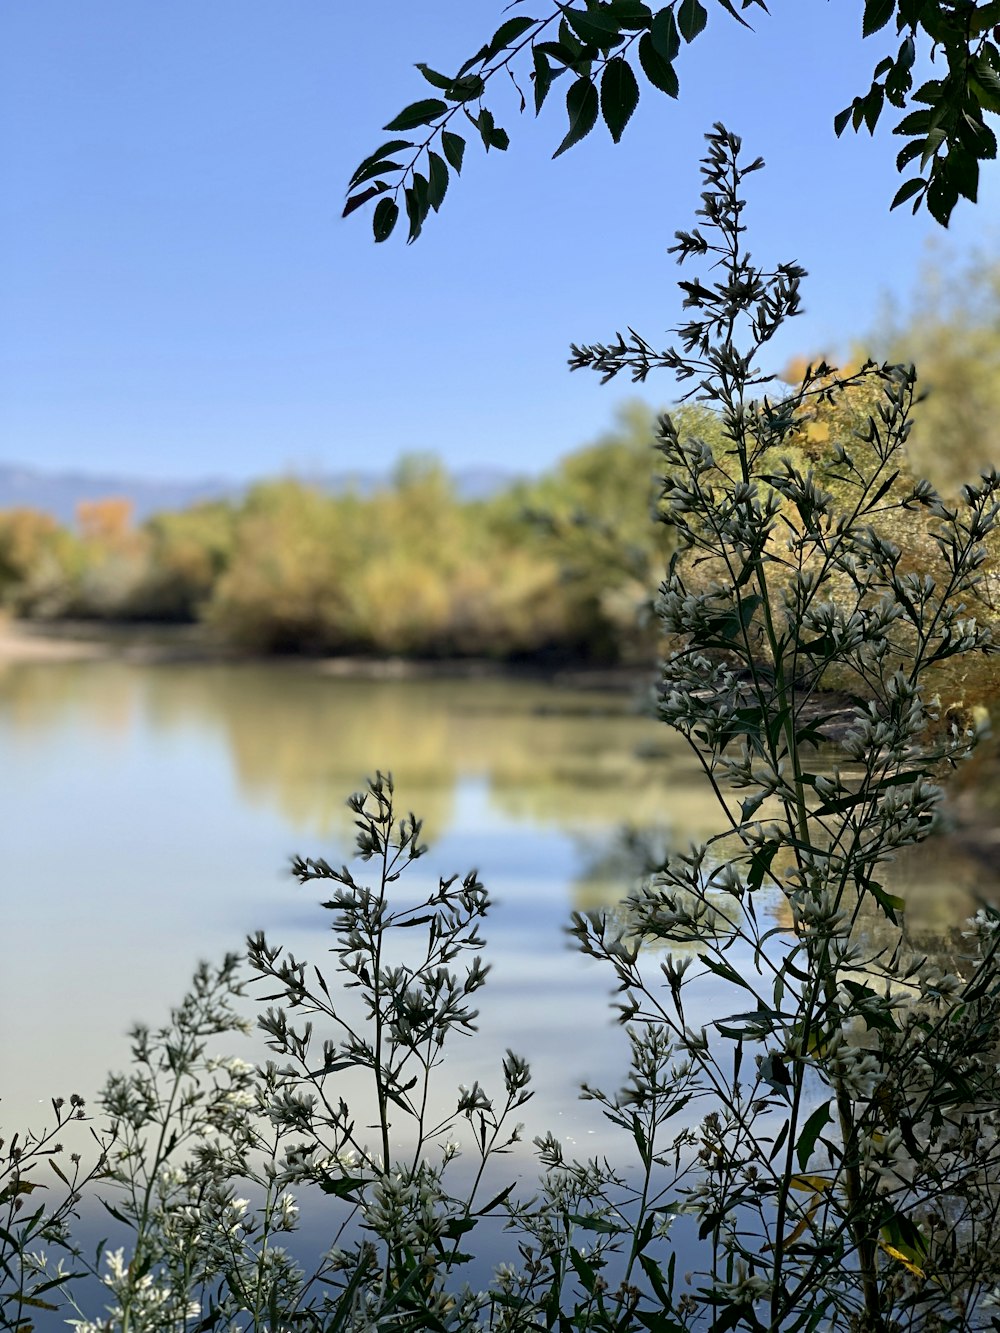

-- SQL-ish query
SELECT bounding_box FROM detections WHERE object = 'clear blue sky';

[1,1,997,484]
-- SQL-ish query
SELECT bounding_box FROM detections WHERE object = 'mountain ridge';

[0,462,516,524]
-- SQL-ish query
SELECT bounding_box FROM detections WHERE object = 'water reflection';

[2,658,999,1149]
[0,661,705,841]
[0,661,709,1144]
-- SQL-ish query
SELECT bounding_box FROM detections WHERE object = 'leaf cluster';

[347,0,1000,239]
[344,0,765,242]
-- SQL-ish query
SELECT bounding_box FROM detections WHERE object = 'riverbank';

[0,618,650,690]
[0,617,227,664]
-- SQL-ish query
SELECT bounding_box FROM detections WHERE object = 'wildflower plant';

[562,123,1000,1330]
[1,1096,107,1333]
[8,125,1000,1332]
[245,770,534,1330]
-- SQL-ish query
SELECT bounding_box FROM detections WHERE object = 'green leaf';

[538,38,584,69]
[349,139,413,188]
[746,838,779,892]
[607,0,654,26]
[638,32,679,96]
[472,108,509,151]
[920,125,947,167]
[601,57,640,141]
[893,107,932,136]
[565,6,626,48]
[946,147,979,202]
[447,74,486,102]
[384,98,447,132]
[415,63,455,91]
[863,0,895,36]
[569,1245,598,1287]
[651,7,680,60]
[976,52,1000,96]
[558,16,588,59]
[427,151,449,211]
[442,130,466,173]
[372,196,399,243]
[533,47,555,113]
[456,42,490,78]
[19,1295,59,1312]
[768,1118,790,1163]
[740,789,767,820]
[638,1253,673,1305]
[868,878,907,922]
[699,953,760,996]
[349,157,406,189]
[960,113,998,160]
[635,1308,687,1331]
[890,175,922,209]
[833,105,852,137]
[759,1051,792,1101]
[487,14,538,55]
[567,1212,620,1233]
[796,1100,833,1170]
[318,1172,367,1199]
[714,0,756,25]
[912,76,943,106]
[863,85,884,134]
[343,181,391,218]
[553,76,599,157]
[896,138,923,170]
[477,1182,516,1213]
[677,0,708,42]
[100,1198,131,1225]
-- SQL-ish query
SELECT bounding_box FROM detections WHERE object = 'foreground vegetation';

[5,130,1000,1332]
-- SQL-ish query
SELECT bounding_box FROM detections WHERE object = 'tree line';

[0,403,679,661]
[2,255,998,663]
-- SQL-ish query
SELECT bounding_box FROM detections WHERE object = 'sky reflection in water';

[1,658,997,1154]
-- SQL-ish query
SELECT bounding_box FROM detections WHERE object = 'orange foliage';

[76,497,134,544]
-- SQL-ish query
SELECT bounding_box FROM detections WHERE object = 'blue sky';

[1,0,997,484]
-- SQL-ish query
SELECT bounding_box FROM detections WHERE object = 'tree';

[346,0,1000,241]
[875,246,1000,494]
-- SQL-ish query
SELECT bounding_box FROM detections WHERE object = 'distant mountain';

[0,462,518,525]
[0,464,245,525]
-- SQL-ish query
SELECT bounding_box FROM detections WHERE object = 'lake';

[2,654,999,1157]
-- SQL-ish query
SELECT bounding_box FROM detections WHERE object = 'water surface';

[1,658,997,1151]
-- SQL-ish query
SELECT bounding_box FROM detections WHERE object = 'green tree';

[505,401,721,658]
[346,0,1000,240]
[875,246,1000,495]
[134,502,236,622]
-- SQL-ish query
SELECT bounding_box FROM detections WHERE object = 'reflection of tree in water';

[0,660,139,738]
[6,658,998,954]
[0,661,704,844]
[570,824,767,958]
[198,673,706,842]
[573,808,1000,976]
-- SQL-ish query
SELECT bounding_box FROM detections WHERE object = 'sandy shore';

[0,619,109,661]
[0,619,230,664]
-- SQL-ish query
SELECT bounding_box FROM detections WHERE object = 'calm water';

[2,657,998,1150]
[0,659,696,1143]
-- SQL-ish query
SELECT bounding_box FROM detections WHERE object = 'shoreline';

[0,618,651,690]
